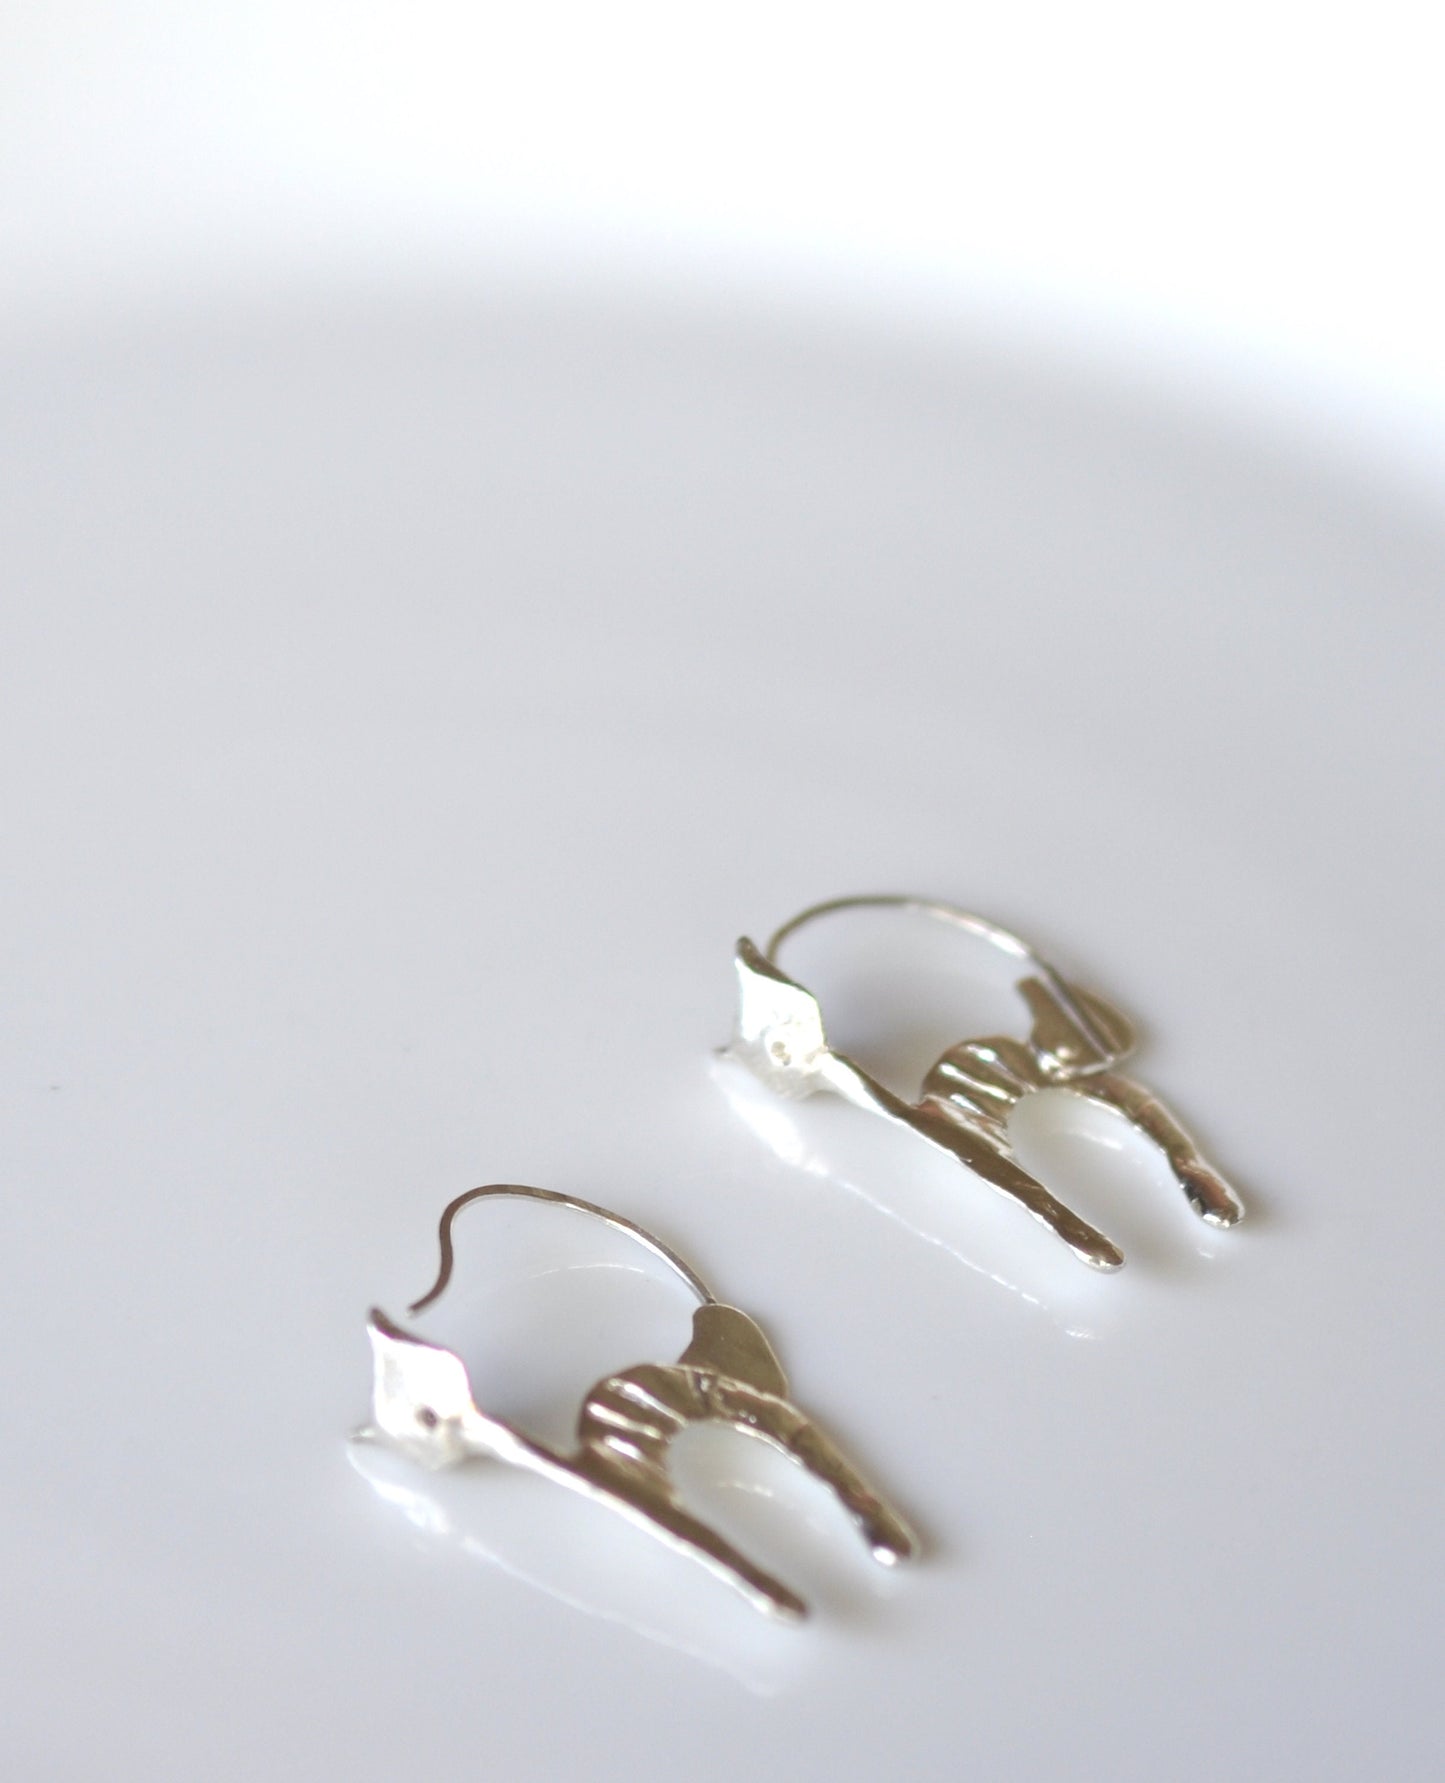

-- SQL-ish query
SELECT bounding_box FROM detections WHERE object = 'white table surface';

[4,282,1442,1781]
[3,12,1443,1779]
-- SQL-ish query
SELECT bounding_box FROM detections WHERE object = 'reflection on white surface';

[348,1423,901,1695]
[714,1056,1072,1323]
[713,1055,1240,1337]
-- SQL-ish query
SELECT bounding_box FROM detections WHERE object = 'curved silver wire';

[408,1183,717,1317]
[765,893,1116,1066]
[766,893,1038,968]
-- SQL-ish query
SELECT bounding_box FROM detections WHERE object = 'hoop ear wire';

[407,1183,717,1317]
[764,893,1131,1073]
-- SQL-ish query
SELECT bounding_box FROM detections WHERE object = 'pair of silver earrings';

[356,895,1244,1619]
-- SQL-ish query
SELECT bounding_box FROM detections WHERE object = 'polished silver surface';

[728,895,1244,1270]
[355,1184,917,1620]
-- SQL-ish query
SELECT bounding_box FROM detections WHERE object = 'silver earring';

[355,1183,917,1620]
[726,895,1244,1271]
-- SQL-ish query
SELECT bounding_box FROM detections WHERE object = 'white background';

[3,8,1443,1781]
[5,2,1445,470]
